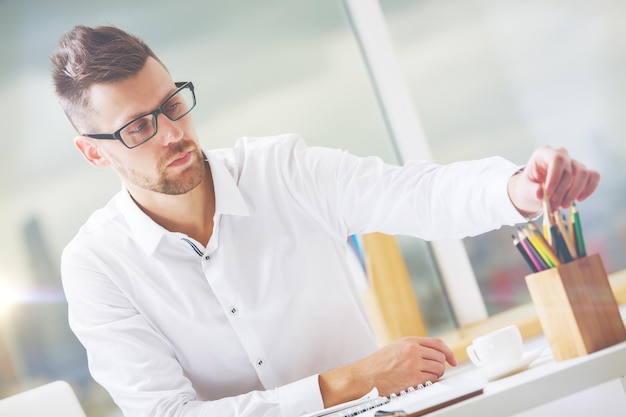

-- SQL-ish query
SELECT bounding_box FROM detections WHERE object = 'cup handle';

[466,345,483,366]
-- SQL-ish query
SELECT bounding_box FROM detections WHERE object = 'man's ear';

[74,136,111,168]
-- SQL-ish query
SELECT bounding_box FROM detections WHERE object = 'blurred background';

[1,0,625,415]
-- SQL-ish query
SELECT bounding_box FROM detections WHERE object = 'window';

[6,1,620,415]
[379,0,626,314]
[0,0,454,415]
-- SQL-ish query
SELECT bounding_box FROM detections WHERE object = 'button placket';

[195,245,273,386]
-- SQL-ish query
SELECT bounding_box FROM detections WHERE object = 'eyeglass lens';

[120,86,195,147]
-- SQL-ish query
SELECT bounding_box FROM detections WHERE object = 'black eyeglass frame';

[82,81,196,149]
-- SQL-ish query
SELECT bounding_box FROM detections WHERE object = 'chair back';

[0,380,87,417]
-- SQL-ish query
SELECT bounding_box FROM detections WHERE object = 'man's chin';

[159,162,205,195]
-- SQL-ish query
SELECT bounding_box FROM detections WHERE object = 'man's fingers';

[548,166,573,209]
[525,146,599,211]
[420,356,446,380]
[559,162,588,208]
[416,337,457,367]
[576,170,601,202]
[538,147,569,195]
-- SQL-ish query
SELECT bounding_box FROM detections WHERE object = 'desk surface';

[428,339,626,417]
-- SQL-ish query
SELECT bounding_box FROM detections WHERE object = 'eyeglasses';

[82,81,196,149]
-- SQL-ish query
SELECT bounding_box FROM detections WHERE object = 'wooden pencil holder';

[525,253,626,361]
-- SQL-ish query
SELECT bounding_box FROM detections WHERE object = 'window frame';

[343,0,490,326]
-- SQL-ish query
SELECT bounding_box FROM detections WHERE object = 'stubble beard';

[155,141,205,195]
[117,140,206,196]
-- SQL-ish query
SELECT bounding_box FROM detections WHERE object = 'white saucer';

[471,347,544,381]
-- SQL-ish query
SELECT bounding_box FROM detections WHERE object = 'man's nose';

[156,113,184,145]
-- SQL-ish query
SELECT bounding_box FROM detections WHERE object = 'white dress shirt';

[61,134,525,417]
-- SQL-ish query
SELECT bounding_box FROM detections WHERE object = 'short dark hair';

[50,25,164,132]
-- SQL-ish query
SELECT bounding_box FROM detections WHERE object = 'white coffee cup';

[466,325,523,367]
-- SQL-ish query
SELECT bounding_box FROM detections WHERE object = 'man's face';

[77,57,205,196]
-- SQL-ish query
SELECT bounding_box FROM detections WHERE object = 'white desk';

[429,340,626,417]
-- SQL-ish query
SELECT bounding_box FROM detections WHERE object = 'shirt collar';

[119,150,250,256]
[206,151,249,217]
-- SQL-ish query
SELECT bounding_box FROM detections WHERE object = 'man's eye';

[129,121,148,134]
[165,101,182,117]
[125,117,151,135]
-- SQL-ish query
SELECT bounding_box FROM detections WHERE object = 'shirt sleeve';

[61,245,325,417]
[274,134,527,239]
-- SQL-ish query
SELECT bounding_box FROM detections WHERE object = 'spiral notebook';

[304,377,484,417]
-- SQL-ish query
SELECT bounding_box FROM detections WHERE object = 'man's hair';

[50,25,164,132]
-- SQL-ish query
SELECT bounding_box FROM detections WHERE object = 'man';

[51,25,599,417]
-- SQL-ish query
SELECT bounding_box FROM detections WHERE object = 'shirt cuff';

[493,162,532,225]
[277,374,324,417]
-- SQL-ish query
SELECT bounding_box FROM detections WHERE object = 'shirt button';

[229,306,238,315]
[257,359,264,367]
[204,255,211,260]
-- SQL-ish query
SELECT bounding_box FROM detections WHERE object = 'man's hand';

[507,145,600,217]
[318,337,457,408]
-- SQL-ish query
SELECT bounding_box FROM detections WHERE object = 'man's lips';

[167,151,192,167]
